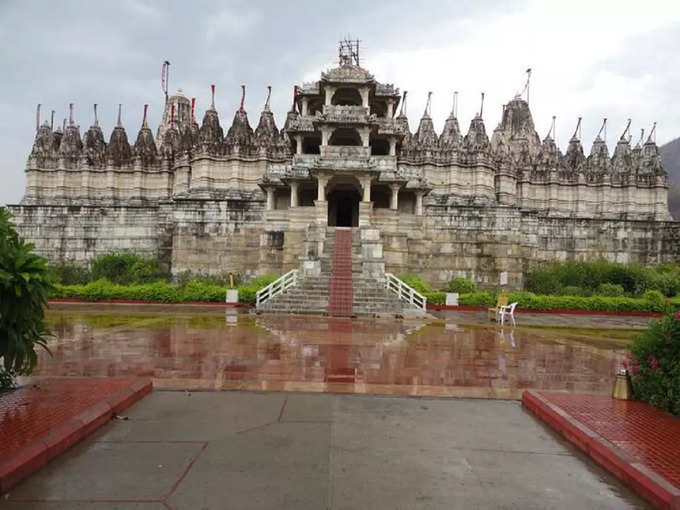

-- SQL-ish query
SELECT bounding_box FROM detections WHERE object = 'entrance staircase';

[256,227,427,317]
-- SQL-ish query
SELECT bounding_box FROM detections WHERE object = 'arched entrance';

[328,188,360,227]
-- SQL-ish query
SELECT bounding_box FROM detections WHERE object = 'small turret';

[30,104,53,163]
[611,120,632,173]
[490,94,541,162]
[198,85,224,153]
[413,92,438,149]
[83,104,106,167]
[225,85,255,151]
[587,119,611,173]
[537,116,559,168]
[180,97,200,152]
[58,103,83,161]
[157,88,191,145]
[162,103,181,156]
[439,91,462,149]
[563,117,585,172]
[464,96,489,154]
[395,91,412,154]
[106,104,132,167]
[254,86,280,148]
[133,104,158,165]
[51,111,63,155]
[639,123,664,175]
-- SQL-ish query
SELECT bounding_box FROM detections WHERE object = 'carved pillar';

[386,99,394,118]
[415,191,424,216]
[295,135,303,155]
[360,127,370,147]
[321,127,332,147]
[359,87,370,108]
[389,137,397,156]
[301,98,309,116]
[361,175,372,202]
[324,86,336,106]
[266,187,275,210]
[317,175,328,202]
[290,182,299,207]
[390,183,400,210]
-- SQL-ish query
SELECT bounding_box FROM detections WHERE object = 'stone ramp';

[328,228,353,317]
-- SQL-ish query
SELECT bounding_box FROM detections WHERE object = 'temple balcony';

[320,145,371,159]
[322,104,369,123]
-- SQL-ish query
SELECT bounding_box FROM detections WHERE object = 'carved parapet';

[285,116,315,132]
[319,145,370,159]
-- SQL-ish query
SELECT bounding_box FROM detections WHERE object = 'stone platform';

[0,377,151,493]
[523,390,680,509]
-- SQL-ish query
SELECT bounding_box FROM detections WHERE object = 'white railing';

[384,273,427,311]
[256,269,298,308]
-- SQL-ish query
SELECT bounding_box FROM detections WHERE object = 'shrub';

[447,277,476,294]
[90,253,167,285]
[49,261,91,285]
[459,291,496,307]
[628,314,680,415]
[524,267,562,295]
[174,270,241,287]
[423,291,445,305]
[0,208,53,384]
[596,283,624,297]
[560,285,586,296]
[397,274,431,294]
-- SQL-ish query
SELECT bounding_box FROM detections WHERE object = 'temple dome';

[106,125,132,167]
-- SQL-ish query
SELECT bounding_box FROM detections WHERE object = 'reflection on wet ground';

[34,304,636,398]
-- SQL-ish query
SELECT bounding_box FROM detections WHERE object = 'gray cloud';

[1,0,677,206]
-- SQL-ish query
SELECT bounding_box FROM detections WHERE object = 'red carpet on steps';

[328,229,353,317]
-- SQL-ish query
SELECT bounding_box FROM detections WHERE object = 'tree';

[0,207,53,388]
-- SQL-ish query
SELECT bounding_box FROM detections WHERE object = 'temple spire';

[210,84,215,110]
[572,117,582,140]
[620,119,631,141]
[596,118,607,141]
[546,115,556,140]
[636,128,645,147]
[424,91,432,117]
[69,103,74,125]
[451,91,458,118]
[93,104,98,126]
[50,110,55,130]
[143,104,149,128]
[117,104,122,127]
[35,104,41,132]
[239,85,246,112]
[647,122,657,144]
[479,92,485,118]
[264,85,272,111]
[399,90,408,116]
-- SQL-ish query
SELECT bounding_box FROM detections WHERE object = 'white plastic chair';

[498,302,518,326]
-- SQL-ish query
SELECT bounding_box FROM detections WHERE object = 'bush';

[397,274,431,294]
[459,291,496,307]
[596,283,624,297]
[49,261,91,285]
[423,291,446,305]
[90,253,167,285]
[524,267,562,295]
[628,314,680,415]
[560,286,586,296]
[0,208,53,383]
[174,270,241,287]
[447,277,476,294]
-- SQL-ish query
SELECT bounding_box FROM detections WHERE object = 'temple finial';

[264,85,271,111]
[596,118,607,141]
[50,110,55,130]
[170,103,175,130]
[239,84,246,112]
[36,104,41,132]
[424,91,432,117]
[210,84,215,109]
[647,122,657,144]
[93,104,98,126]
[117,104,122,127]
[399,90,408,116]
[69,103,74,125]
[479,92,485,118]
[572,117,582,140]
[191,98,196,123]
[547,115,556,139]
[452,91,458,118]
[521,68,532,103]
[142,104,148,128]
[620,119,631,141]
[636,128,645,147]
[291,85,298,113]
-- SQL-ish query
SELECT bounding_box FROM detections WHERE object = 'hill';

[660,137,680,219]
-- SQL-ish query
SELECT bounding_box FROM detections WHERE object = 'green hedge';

[423,290,674,313]
[52,275,279,304]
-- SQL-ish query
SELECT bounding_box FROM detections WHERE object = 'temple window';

[302,135,321,154]
[370,137,389,156]
[331,87,362,106]
[329,127,361,146]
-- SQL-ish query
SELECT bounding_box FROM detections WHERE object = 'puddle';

[34,305,631,398]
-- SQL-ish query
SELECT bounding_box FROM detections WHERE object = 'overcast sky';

[1,0,679,205]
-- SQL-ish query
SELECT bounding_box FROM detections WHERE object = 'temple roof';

[321,63,374,84]
[226,110,254,147]
[106,125,132,166]
[134,125,158,164]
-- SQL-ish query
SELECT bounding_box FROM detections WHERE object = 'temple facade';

[9,44,678,288]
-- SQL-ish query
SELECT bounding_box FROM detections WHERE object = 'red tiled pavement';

[523,390,680,509]
[0,377,151,493]
[328,229,353,317]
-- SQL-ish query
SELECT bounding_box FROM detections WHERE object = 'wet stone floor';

[32,303,645,399]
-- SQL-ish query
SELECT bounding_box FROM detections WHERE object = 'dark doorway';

[328,189,360,227]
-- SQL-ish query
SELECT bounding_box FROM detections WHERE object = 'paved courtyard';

[4,391,649,509]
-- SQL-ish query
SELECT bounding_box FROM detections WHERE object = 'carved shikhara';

[9,54,678,288]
